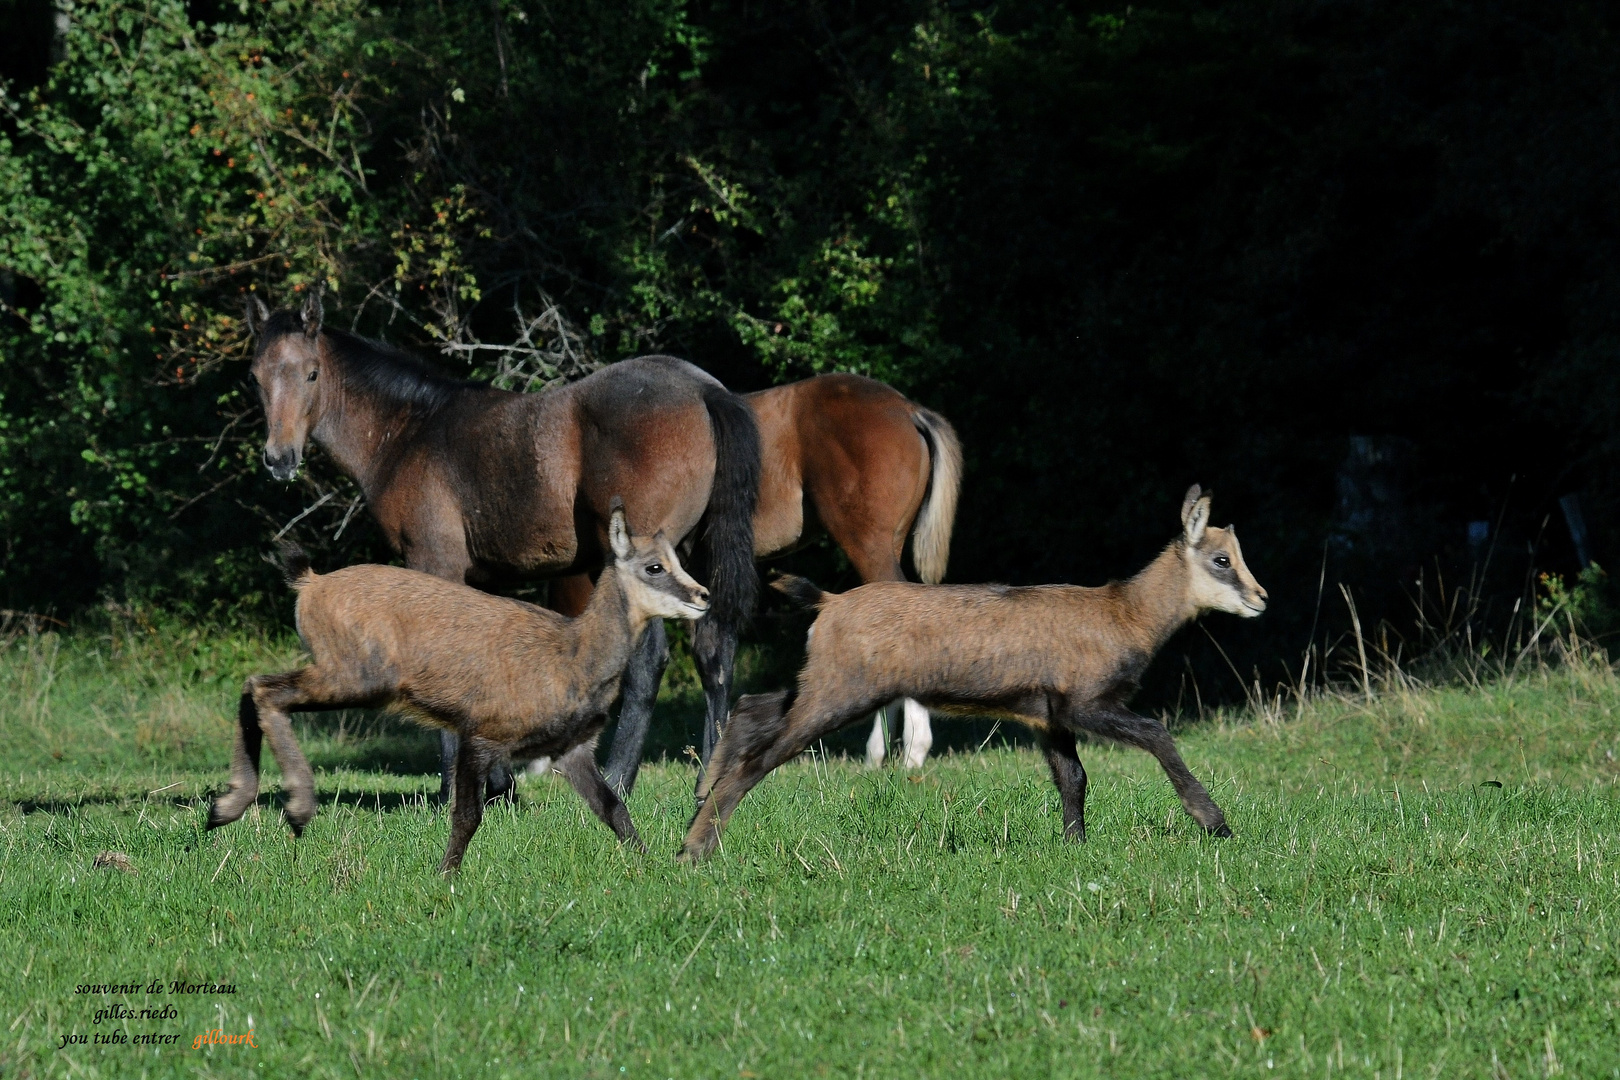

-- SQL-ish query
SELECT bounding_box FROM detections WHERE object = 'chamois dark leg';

[207,689,266,829]
[438,730,515,805]
[1078,703,1231,837]
[554,739,646,852]
[692,691,789,807]
[1042,728,1088,842]
[485,760,516,805]
[437,731,457,804]
[601,619,669,796]
[243,672,319,836]
[682,689,874,861]
[690,613,738,790]
[442,735,494,873]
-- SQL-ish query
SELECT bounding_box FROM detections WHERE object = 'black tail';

[276,542,314,588]
[769,573,827,611]
[697,385,762,629]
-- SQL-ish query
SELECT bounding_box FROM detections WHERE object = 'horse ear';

[245,293,270,334]
[608,497,632,560]
[300,286,324,339]
[1182,485,1211,547]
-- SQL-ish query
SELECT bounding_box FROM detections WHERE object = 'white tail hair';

[909,406,962,584]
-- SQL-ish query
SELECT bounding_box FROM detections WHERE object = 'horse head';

[246,290,325,482]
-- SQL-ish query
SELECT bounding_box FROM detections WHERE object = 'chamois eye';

[645,563,664,576]
[1213,555,1231,569]
[306,370,318,382]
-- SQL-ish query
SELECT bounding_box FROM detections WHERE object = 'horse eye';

[646,563,664,576]
[306,370,318,382]
[1213,555,1231,569]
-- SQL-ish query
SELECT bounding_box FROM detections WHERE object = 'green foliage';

[0,0,389,610]
[1539,563,1620,641]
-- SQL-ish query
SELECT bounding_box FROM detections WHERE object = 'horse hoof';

[1208,822,1233,838]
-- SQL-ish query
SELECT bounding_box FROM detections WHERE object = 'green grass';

[2,622,1619,1078]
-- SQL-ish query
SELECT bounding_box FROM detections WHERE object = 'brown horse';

[246,293,963,799]
[245,291,760,801]
[600,372,963,792]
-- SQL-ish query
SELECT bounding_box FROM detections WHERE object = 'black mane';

[260,312,480,412]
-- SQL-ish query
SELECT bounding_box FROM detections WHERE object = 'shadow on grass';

[10,794,199,817]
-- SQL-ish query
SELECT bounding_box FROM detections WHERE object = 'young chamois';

[681,485,1266,860]
[208,501,710,872]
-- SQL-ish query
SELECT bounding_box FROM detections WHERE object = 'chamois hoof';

[674,842,708,865]
[283,798,316,838]
[205,800,239,831]
[1206,822,1233,839]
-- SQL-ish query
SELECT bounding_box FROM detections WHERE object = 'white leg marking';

[901,698,933,771]
[865,711,888,768]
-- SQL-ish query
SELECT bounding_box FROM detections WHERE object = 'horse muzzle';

[263,445,301,482]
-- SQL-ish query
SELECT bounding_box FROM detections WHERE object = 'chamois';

[681,485,1266,860]
[208,502,710,872]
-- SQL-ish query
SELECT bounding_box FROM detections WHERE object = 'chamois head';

[606,499,711,621]
[1178,485,1267,618]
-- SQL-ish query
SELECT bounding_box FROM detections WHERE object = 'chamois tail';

[697,384,762,629]
[909,405,962,585]
[276,542,315,589]
[769,574,827,611]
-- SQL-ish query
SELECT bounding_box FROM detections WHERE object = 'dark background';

[3,0,1618,715]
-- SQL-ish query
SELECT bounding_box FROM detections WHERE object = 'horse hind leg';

[690,613,738,782]
[207,691,266,830]
[865,706,890,768]
[900,698,933,770]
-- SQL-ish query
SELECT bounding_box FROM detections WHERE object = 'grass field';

[2,619,1618,1078]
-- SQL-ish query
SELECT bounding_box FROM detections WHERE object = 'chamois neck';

[572,567,650,663]
[1119,542,1198,650]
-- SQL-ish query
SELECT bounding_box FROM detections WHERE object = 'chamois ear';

[607,497,632,560]
[244,293,271,335]
[1181,485,1211,547]
[299,285,324,340]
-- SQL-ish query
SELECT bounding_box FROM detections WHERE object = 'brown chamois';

[681,485,1266,860]
[207,501,709,872]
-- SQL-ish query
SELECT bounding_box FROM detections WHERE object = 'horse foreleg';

[601,619,668,796]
